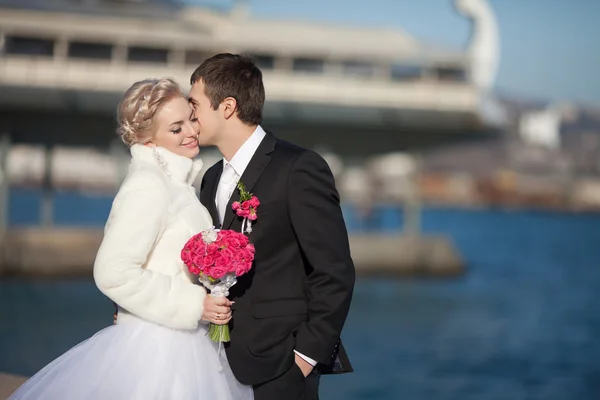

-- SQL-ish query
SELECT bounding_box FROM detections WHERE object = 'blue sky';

[185,0,600,105]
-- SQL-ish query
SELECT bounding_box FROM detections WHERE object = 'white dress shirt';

[215,125,266,225]
[214,125,318,368]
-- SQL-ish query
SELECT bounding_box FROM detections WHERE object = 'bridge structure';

[0,0,505,154]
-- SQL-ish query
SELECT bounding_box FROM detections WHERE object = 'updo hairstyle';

[116,78,185,146]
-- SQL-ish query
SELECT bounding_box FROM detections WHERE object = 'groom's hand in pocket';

[294,353,314,378]
[202,296,232,325]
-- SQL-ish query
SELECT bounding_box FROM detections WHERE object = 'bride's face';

[148,96,200,159]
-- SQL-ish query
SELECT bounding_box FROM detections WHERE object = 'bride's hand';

[202,296,232,325]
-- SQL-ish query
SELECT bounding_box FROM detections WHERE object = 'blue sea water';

[2,189,600,399]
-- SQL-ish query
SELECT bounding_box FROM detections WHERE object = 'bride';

[8,78,253,400]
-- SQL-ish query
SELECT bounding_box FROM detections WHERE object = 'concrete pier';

[0,228,104,277]
[0,228,464,277]
[349,234,464,276]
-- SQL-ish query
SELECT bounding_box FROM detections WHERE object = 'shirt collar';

[223,125,267,176]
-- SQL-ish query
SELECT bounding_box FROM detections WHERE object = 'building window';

[293,57,324,74]
[68,41,113,60]
[127,46,169,64]
[184,50,211,66]
[249,54,275,70]
[391,64,424,81]
[434,66,467,82]
[342,60,374,77]
[5,35,54,56]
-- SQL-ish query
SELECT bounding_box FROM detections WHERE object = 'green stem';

[209,323,231,342]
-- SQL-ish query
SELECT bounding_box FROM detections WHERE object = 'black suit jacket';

[200,132,355,385]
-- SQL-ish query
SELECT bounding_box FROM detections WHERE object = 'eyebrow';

[170,120,184,127]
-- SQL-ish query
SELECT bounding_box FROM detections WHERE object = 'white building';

[0,0,505,154]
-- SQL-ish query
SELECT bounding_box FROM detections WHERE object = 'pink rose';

[249,196,260,208]
[201,265,213,275]
[248,209,258,221]
[232,201,241,211]
[207,243,219,255]
[181,250,190,263]
[239,235,250,246]
[189,265,201,275]
[235,266,248,276]
[241,200,251,210]
[220,248,234,261]
[211,268,227,280]
[228,237,242,249]
[202,254,215,268]
[192,254,204,267]
[241,260,253,274]
[245,249,255,261]
[191,247,203,259]
[214,254,229,270]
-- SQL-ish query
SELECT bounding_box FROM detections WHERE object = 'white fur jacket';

[93,144,213,330]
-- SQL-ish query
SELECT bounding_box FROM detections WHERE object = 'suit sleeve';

[288,150,355,365]
[93,172,206,330]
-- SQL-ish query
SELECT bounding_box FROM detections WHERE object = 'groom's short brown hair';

[190,53,265,125]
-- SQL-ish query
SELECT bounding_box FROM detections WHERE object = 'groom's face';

[188,81,222,147]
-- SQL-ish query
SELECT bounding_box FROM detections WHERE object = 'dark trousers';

[253,364,320,400]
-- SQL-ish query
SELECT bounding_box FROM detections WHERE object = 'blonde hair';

[116,78,185,146]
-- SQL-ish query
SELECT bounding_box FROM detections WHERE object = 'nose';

[185,120,199,136]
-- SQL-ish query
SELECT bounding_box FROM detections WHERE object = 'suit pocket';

[248,298,308,356]
[252,298,307,319]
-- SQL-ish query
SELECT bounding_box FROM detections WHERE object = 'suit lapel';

[206,162,222,228]
[222,133,277,230]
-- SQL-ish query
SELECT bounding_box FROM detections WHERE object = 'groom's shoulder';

[272,137,327,168]
[272,136,312,161]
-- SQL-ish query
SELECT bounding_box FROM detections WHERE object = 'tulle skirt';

[8,317,253,400]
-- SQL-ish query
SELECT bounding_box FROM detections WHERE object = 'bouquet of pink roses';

[181,227,255,342]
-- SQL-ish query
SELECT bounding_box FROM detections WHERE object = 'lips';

[182,139,198,148]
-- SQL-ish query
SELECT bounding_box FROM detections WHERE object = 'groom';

[190,53,355,400]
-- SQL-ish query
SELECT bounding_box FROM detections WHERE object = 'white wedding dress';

[9,145,253,400]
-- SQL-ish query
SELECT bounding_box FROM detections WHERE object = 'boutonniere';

[232,181,260,234]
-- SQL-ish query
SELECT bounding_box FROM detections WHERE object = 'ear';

[222,97,238,120]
